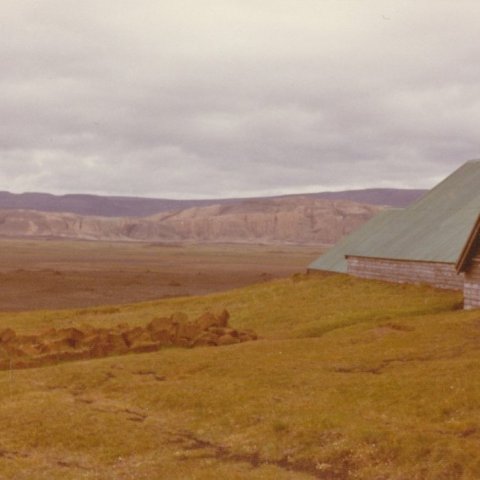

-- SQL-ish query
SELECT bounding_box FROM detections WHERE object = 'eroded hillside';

[0,197,382,244]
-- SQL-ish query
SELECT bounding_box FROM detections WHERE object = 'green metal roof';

[308,209,402,272]
[309,160,480,272]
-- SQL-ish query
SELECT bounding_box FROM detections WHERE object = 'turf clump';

[0,309,257,370]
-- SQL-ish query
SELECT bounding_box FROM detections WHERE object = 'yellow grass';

[1,273,479,479]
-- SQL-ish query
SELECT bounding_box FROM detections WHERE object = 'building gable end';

[456,214,480,273]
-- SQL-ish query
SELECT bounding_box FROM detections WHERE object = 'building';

[308,160,480,309]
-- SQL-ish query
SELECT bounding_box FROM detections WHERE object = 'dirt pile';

[0,309,257,370]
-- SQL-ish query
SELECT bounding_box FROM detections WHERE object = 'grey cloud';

[1,0,480,198]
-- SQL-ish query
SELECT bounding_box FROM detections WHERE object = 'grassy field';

[1,268,479,479]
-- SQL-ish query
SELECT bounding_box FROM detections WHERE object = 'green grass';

[1,274,480,479]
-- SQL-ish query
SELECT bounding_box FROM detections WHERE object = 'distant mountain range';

[0,188,426,218]
[0,197,383,245]
[307,188,427,208]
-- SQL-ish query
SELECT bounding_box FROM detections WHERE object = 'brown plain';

[0,239,320,311]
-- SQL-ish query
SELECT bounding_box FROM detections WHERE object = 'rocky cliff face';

[0,196,383,245]
[147,197,382,245]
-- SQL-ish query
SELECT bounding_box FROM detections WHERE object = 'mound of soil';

[0,309,257,370]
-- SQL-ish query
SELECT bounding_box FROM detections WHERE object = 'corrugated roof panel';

[310,160,480,271]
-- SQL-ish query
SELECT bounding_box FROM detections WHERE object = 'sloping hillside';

[0,191,238,217]
[0,197,382,245]
[1,274,478,479]
[309,187,426,207]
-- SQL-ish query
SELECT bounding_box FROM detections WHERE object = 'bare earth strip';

[0,239,320,311]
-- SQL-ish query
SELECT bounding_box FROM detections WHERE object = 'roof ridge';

[407,160,480,210]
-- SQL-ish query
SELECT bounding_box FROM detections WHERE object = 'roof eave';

[346,254,454,265]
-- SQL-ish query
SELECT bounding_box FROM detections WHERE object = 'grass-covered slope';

[2,274,480,479]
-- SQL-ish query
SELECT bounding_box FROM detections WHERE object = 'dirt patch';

[168,430,355,479]
[374,323,415,335]
[0,240,320,311]
[0,309,257,370]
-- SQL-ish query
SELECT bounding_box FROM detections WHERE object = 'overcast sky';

[1,1,480,198]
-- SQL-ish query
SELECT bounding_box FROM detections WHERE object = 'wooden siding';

[347,256,464,291]
[464,256,480,309]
